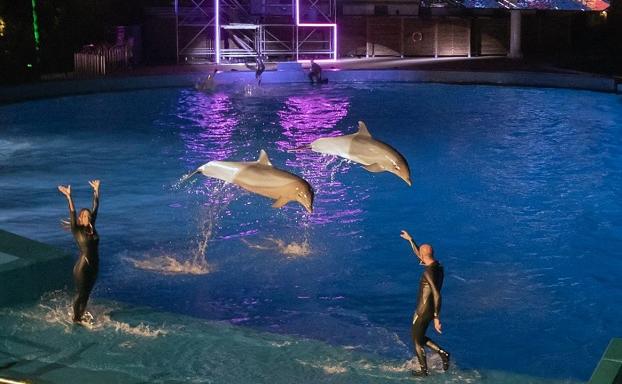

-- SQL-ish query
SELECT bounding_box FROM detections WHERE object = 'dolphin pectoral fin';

[272,197,290,209]
[357,121,372,137]
[363,163,385,173]
[257,150,273,166]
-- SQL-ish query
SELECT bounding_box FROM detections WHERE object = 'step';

[0,229,73,307]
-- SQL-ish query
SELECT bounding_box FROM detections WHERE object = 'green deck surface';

[0,229,73,307]
[589,338,622,384]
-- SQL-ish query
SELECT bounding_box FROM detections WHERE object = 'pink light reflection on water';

[277,94,367,226]
[176,90,240,205]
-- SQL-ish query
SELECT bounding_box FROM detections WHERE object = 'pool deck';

[0,230,73,307]
[589,338,622,384]
[0,57,619,105]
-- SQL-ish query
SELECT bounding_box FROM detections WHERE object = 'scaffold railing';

[175,0,336,63]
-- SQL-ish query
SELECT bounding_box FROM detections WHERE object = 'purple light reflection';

[176,90,239,204]
[277,94,366,226]
[177,91,237,163]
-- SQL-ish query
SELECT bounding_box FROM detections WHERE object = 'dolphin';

[186,150,314,213]
[308,121,412,186]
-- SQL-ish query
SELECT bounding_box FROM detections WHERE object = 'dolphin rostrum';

[308,121,412,186]
[186,150,314,213]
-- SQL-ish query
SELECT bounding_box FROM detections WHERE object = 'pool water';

[1,82,621,383]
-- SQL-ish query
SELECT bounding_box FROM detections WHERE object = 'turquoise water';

[1,82,621,382]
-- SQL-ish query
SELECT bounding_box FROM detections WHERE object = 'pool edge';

[0,229,73,307]
[0,69,617,105]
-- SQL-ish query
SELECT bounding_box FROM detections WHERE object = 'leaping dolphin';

[307,121,412,186]
[186,150,314,213]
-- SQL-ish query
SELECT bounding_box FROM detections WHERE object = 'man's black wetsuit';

[70,195,99,322]
[309,62,322,83]
[412,260,449,375]
[255,57,265,84]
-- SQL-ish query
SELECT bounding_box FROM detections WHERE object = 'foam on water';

[242,236,312,258]
[10,291,167,338]
[127,254,213,275]
[0,293,583,383]
[128,177,239,275]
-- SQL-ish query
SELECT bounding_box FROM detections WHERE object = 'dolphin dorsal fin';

[257,150,272,166]
[357,121,372,137]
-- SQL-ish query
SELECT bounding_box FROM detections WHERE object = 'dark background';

[0,0,620,84]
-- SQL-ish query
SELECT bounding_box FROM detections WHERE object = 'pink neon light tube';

[295,0,338,61]
[214,0,337,63]
[215,0,221,63]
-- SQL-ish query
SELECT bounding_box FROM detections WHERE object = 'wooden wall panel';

[368,17,402,56]
[437,19,469,56]
[477,17,509,55]
[339,16,367,56]
[403,19,436,56]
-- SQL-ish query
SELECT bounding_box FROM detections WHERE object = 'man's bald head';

[419,244,434,260]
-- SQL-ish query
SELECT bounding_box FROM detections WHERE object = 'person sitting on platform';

[308,59,324,84]
[255,56,265,86]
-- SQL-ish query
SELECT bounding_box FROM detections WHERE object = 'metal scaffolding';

[174,0,336,63]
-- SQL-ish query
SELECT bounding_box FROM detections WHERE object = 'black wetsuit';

[255,57,265,84]
[412,261,449,374]
[70,195,99,322]
[309,62,322,84]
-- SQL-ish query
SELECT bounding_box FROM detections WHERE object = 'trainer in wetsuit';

[308,59,323,84]
[255,56,265,86]
[400,230,450,377]
[58,180,100,323]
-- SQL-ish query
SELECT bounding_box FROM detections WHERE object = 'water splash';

[128,255,212,275]
[13,291,168,338]
[130,180,238,275]
[242,236,312,258]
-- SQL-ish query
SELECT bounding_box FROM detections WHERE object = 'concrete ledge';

[0,69,617,105]
[589,338,622,384]
[0,229,73,307]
